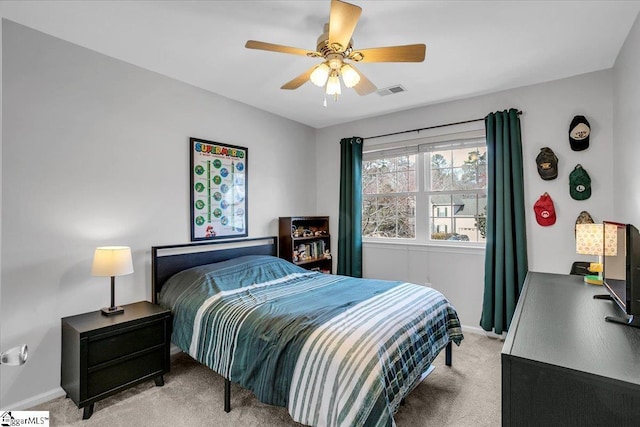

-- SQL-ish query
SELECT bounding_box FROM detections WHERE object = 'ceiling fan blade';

[245,40,320,57]
[350,44,426,63]
[281,66,317,90]
[348,64,377,96]
[328,0,362,52]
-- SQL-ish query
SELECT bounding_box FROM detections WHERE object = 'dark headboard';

[151,236,278,304]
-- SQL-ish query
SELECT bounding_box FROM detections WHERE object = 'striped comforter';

[159,255,463,427]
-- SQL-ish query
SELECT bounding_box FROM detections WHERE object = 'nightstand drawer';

[61,301,171,419]
[87,348,164,398]
[87,320,164,366]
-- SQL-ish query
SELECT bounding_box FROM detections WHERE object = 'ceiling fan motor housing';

[316,23,353,58]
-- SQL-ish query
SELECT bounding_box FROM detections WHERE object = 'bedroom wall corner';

[0,14,4,399]
[0,14,8,410]
[613,12,640,225]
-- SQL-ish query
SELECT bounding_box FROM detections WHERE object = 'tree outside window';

[362,154,416,239]
[362,137,487,244]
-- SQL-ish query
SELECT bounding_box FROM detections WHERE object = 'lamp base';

[101,306,124,316]
[584,275,603,285]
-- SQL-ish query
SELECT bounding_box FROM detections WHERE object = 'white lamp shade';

[326,74,341,95]
[91,246,134,277]
[310,63,330,87]
[340,64,360,88]
[575,224,617,256]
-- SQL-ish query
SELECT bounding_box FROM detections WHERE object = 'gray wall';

[613,13,640,225]
[0,20,316,409]
[316,70,616,332]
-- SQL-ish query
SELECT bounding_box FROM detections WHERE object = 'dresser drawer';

[87,348,164,398]
[87,319,165,366]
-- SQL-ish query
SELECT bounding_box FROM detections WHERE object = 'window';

[362,154,417,238]
[362,133,487,244]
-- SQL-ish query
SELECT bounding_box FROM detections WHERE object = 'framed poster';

[190,137,248,240]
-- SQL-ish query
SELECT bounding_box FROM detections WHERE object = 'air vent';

[377,85,407,96]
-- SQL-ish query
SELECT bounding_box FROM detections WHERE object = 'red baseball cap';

[534,192,556,226]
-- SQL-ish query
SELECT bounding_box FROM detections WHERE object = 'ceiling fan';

[245,0,426,101]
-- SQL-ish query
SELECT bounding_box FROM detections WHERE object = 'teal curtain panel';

[480,109,528,334]
[337,137,363,277]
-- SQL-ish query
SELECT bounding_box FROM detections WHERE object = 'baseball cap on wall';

[569,115,591,151]
[569,164,591,200]
[575,210,594,226]
[536,147,558,180]
[534,192,556,226]
[575,210,595,236]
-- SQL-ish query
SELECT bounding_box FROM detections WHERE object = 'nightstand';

[61,301,172,419]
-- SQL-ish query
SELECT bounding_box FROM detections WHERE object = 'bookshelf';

[278,216,332,274]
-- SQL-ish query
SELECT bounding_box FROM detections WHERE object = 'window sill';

[363,239,486,254]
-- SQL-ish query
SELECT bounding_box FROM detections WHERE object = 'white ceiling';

[2,1,640,129]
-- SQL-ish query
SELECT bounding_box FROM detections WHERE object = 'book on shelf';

[296,240,326,260]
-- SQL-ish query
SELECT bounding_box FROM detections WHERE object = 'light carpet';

[33,332,503,426]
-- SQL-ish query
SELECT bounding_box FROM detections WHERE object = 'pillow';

[158,255,311,309]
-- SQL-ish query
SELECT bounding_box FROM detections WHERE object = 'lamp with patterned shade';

[576,223,617,285]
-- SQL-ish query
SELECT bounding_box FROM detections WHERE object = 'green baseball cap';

[569,164,591,200]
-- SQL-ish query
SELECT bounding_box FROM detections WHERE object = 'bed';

[152,237,463,427]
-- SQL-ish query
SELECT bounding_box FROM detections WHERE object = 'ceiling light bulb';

[326,73,341,96]
[328,57,342,70]
[340,64,360,88]
[310,63,330,87]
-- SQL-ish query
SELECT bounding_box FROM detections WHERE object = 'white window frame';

[362,128,487,248]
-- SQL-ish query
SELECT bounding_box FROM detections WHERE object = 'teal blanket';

[159,255,463,427]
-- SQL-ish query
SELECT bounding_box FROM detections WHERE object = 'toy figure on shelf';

[294,226,305,237]
[297,244,307,260]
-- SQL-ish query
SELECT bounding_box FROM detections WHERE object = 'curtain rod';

[362,110,523,141]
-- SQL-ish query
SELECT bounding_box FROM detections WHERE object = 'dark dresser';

[502,272,640,426]
[61,301,172,419]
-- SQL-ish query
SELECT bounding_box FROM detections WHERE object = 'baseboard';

[170,343,183,356]
[461,324,506,340]
[0,387,66,411]
[5,348,184,411]
[460,324,486,335]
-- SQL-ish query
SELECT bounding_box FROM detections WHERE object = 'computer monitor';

[601,221,640,328]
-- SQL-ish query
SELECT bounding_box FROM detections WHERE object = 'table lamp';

[91,246,134,315]
[0,344,28,366]
[575,223,617,285]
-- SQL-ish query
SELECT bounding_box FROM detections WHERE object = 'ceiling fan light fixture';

[328,56,343,70]
[340,63,360,88]
[326,72,341,96]
[245,0,425,100]
[310,62,330,87]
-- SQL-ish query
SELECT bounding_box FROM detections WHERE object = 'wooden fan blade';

[281,66,317,90]
[350,44,426,63]
[328,0,362,53]
[348,64,377,96]
[245,40,319,57]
